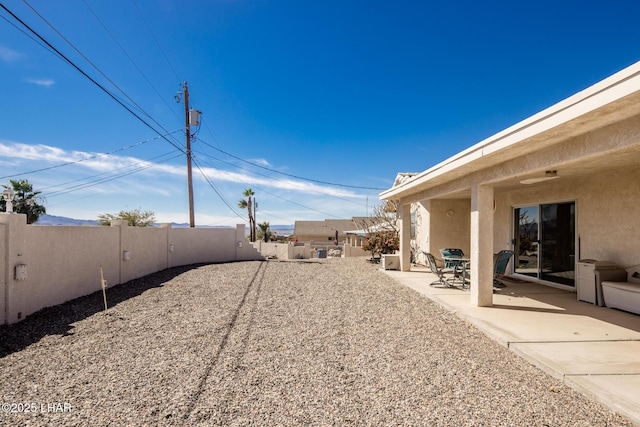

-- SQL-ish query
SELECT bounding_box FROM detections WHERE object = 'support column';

[399,201,412,271]
[470,184,494,307]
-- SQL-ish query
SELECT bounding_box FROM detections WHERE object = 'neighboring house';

[293,219,357,243]
[380,61,640,307]
[344,219,396,248]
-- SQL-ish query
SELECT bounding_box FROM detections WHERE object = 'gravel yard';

[0,258,632,426]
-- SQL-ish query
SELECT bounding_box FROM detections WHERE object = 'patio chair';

[425,252,455,287]
[493,250,514,287]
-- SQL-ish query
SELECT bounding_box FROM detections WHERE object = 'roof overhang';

[380,61,640,201]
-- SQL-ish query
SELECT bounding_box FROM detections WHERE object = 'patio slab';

[566,374,640,424]
[511,341,640,376]
[382,267,640,425]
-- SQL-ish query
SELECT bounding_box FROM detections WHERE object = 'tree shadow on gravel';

[0,263,207,359]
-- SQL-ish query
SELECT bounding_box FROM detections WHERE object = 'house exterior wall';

[412,165,640,275]
[497,166,640,269]
[412,201,429,264]
[383,61,640,305]
[294,233,338,243]
[0,216,262,325]
[427,199,471,257]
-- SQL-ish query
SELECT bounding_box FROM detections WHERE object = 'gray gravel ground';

[0,257,633,426]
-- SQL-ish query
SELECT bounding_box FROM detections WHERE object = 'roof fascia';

[380,61,640,200]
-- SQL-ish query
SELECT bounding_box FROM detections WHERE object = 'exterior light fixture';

[520,170,558,185]
[2,188,15,213]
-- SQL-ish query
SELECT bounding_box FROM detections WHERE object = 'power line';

[197,138,386,191]
[0,2,185,154]
[20,0,183,148]
[80,0,183,126]
[41,149,181,192]
[250,183,342,219]
[0,131,180,180]
[193,153,346,220]
[130,0,181,82]
[45,152,183,198]
[192,148,368,208]
[191,157,246,221]
[0,9,50,52]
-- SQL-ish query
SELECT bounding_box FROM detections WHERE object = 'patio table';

[443,256,470,288]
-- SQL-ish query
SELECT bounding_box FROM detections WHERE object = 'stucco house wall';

[494,167,640,269]
[382,61,640,306]
[424,199,471,257]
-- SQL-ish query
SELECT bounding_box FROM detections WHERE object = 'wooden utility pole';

[183,81,195,228]
[253,200,257,242]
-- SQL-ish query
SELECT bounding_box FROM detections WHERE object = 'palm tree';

[257,221,272,242]
[1,179,46,224]
[238,188,255,241]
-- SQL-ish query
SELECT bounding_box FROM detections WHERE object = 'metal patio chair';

[493,250,514,287]
[425,252,456,287]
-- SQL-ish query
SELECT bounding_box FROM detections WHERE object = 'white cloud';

[24,78,55,87]
[0,140,364,199]
[0,46,23,63]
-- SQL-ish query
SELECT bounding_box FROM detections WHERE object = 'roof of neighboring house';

[344,221,395,236]
[393,173,419,186]
[293,219,357,236]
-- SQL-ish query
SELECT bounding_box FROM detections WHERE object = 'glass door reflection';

[514,206,539,277]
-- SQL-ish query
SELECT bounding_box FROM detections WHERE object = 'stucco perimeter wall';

[252,241,292,259]
[0,224,7,325]
[0,217,262,325]
[120,223,168,284]
[22,225,119,322]
[497,166,640,269]
[169,227,229,267]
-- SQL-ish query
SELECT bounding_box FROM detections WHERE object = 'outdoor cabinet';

[577,260,620,306]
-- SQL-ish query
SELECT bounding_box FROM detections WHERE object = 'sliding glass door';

[513,202,576,287]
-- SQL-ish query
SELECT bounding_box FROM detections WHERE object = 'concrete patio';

[383,267,640,425]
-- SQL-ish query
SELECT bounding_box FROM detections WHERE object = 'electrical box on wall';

[15,264,27,281]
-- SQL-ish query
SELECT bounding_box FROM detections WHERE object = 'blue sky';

[1,0,639,226]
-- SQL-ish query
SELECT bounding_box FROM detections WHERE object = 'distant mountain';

[34,214,100,226]
[268,225,295,237]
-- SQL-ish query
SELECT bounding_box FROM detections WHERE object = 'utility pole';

[253,200,257,242]
[183,81,195,228]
